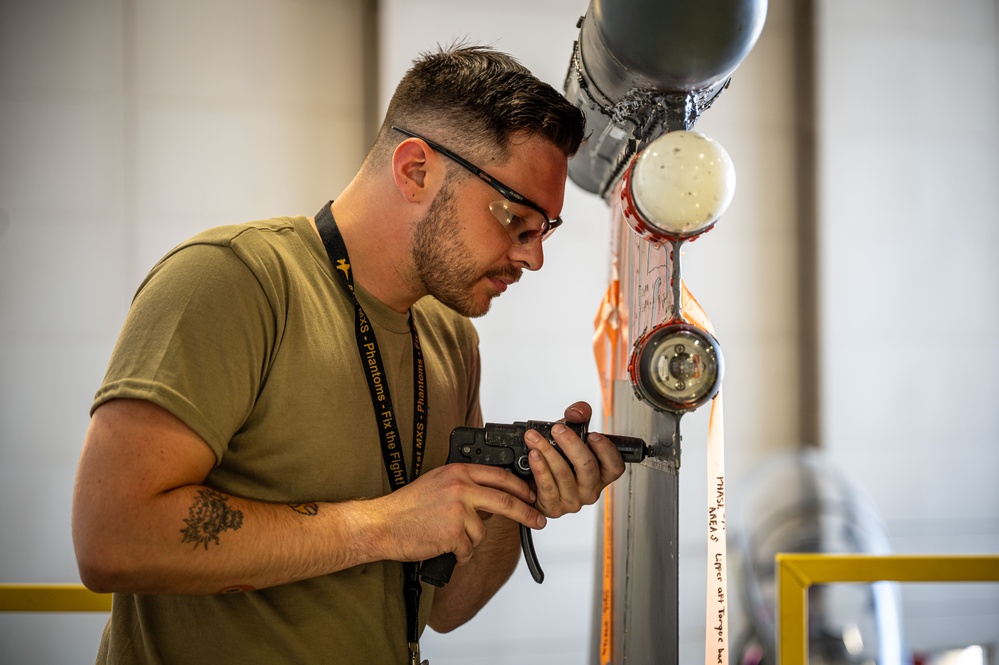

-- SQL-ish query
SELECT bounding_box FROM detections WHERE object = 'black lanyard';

[314,202,429,664]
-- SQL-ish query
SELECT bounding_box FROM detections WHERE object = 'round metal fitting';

[629,322,724,413]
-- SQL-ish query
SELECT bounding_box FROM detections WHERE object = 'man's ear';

[392,139,440,203]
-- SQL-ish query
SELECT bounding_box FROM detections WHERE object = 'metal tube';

[565,0,767,195]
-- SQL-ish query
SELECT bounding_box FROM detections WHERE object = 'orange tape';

[599,488,614,664]
[594,200,625,664]
[593,279,622,419]
[680,280,715,335]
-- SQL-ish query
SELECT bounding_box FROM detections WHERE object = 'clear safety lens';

[488,201,547,245]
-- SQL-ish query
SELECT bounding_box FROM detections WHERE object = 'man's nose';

[509,238,544,271]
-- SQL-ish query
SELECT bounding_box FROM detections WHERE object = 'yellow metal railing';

[0,584,112,612]
[776,553,999,665]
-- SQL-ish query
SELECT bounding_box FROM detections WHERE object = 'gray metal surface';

[591,383,682,664]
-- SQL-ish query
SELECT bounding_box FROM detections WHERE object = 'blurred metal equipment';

[737,450,906,665]
[0,584,111,612]
[776,553,999,665]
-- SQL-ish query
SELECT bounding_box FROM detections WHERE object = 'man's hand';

[361,463,546,566]
[524,401,626,517]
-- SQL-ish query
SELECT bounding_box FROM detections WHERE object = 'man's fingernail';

[526,430,542,443]
[537,515,547,528]
[551,423,566,435]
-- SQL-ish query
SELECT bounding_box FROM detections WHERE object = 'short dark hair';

[371,43,585,167]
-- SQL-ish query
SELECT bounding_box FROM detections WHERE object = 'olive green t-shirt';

[92,214,482,664]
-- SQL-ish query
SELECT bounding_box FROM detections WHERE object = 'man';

[72,44,624,663]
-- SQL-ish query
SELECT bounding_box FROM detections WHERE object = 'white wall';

[817,0,999,655]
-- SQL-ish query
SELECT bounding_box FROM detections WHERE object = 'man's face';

[411,133,568,318]
[411,180,523,318]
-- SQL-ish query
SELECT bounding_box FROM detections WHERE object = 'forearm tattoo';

[289,503,319,516]
[180,488,244,549]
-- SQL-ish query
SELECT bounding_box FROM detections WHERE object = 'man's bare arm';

[72,399,545,595]
[72,399,389,594]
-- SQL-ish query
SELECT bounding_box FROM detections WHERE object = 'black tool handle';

[420,528,544,587]
[520,524,544,583]
[419,552,456,588]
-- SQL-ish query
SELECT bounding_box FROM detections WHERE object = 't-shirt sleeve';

[463,323,483,429]
[93,242,276,463]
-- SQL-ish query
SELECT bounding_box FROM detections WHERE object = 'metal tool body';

[419,421,648,587]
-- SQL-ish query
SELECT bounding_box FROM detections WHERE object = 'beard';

[411,180,521,318]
